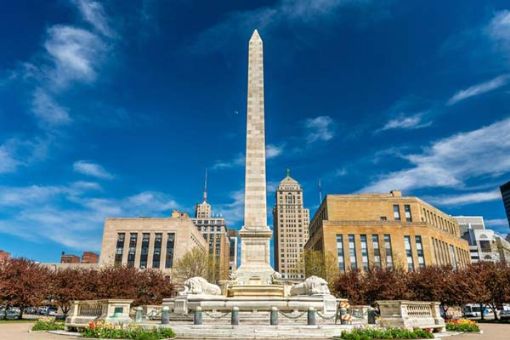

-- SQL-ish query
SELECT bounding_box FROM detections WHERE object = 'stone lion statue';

[289,275,330,296]
[271,271,283,284]
[179,277,221,296]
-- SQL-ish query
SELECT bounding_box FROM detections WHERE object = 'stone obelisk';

[237,30,274,285]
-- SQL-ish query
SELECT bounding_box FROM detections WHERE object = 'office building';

[99,210,207,276]
[305,191,470,272]
[273,170,310,279]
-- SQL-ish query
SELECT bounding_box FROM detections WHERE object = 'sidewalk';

[0,322,77,340]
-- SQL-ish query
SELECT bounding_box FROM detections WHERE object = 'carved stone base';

[228,284,284,297]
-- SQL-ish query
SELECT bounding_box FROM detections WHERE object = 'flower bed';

[31,319,65,331]
[446,319,480,332]
[340,327,434,340]
[81,321,175,339]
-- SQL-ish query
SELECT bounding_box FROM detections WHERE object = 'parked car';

[5,307,21,320]
[0,307,5,320]
[24,307,37,315]
[500,306,510,320]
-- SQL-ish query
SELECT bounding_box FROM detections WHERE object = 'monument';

[235,29,276,288]
[163,30,340,320]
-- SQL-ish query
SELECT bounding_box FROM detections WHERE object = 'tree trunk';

[491,303,499,320]
[480,303,485,321]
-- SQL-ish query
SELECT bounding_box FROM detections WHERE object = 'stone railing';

[376,300,445,332]
[65,299,133,330]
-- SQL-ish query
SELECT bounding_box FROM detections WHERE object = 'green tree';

[303,250,338,286]
[173,248,216,283]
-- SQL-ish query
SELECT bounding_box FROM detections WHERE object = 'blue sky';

[1,0,510,263]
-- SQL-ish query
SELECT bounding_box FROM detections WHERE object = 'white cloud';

[0,185,65,207]
[427,190,501,206]
[488,10,510,53]
[485,218,509,227]
[216,189,244,227]
[266,144,283,159]
[192,0,372,53]
[0,145,18,173]
[73,160,113,179]
[362,117,510,193]
[447,74,509,105]
[0,182,181,250]
[74,0,114,37]
[44,25,106,88]
[335,168,348,177]
[71,181,102,191]
[379,112,432,131]
[31,88,71,125]
[126,192,181,213]
[305,115,335,143]
[212,153,245,170]
[4,0,114,131]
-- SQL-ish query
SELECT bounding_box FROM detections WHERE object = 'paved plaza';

[1,320,509,339]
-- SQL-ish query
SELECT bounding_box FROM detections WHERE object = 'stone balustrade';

[65,299,133,330]
[376,300,445,332]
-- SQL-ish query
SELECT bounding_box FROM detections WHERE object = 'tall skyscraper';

[237,30,274,285]
[273,170,310,280]
[191,172,230,280]
[500,181,510,228]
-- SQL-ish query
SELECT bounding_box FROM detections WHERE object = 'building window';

[404,236,415,271]
[415,236,425,268]
[165,233,175,269]
[140,233,150,269]
[384,234,393,269]
[404,205,412,222]
[450,244,457,269]
[393,205,401,221]
[336,235,345,272]
[114,233,125,266]
[127,233,138,267]
[479,240,491,253]
[152,233,162,269]
[372,235,381,268]
[360,235,369,271]
[348,234,357,270]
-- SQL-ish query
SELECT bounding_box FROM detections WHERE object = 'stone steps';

[171,324,352,339]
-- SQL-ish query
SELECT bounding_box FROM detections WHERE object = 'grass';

[31,319,65,331]
[82,323,175,340]
[340,327,434,340]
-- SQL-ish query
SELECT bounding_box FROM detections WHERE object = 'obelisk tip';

[250,29,262,41]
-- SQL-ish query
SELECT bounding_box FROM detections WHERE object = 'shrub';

[31,319,65,331]
[340,327,434,340]
[81,321,175,339]
[446,319,480,332]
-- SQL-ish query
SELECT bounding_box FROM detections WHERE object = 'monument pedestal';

[228,284,284,297]
[164,294,341,317]
[236,229,274,285]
